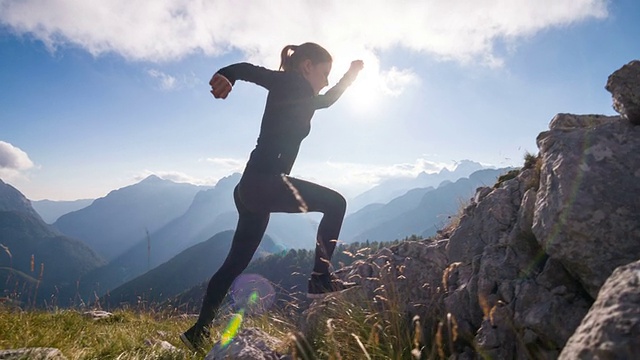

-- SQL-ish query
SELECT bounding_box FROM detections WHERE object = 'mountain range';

[53,175,206,260]
[0,179,104,306]
[1,160,510,306]
[347,159,487,213]
[343,168,510,242]
[74,173,321,300]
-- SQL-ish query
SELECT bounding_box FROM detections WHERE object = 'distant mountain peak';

[453,160,486,173]
[140,174,163,183]
[214,173,242,188]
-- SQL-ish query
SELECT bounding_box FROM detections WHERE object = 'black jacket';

[217,63,355,175]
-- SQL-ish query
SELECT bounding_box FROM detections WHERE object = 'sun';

[346,65,383,114]
[332,52,383,115]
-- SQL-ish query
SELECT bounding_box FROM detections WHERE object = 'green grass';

[1,285,430,359]
[294,292,423,360]
[0,306,202,359]
[1,237,465,359]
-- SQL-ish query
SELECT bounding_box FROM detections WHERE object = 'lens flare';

[219,274,276,347]
[231,273,276,314]
[220,309,245,347]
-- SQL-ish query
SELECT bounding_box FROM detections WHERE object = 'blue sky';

[1,0,638,201]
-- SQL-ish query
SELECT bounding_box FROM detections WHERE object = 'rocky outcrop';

[441,165,595,359]
[559,260,640,359]
[533,113,640,298]
[606,60,640,125]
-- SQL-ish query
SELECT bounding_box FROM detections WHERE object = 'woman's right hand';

[349,60,364,74]
[210,73,232,99]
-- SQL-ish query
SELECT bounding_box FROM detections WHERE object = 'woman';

[181,42,363,352]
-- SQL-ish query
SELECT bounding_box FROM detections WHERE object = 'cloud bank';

[0,141,34,171]
[0,0,607,98]
[0,140,33,178]
[0,0,608,65]
[291,157,460,197]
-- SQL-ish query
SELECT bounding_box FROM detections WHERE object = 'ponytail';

[279,42,332,72]
[279,45,299,71]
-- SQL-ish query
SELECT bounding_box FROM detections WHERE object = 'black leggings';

[195,173,346,328]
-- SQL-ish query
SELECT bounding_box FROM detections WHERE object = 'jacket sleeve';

[216,62,279,90]
[313,70,358,110]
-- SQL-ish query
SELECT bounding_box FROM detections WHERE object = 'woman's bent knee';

[327,190,346,216]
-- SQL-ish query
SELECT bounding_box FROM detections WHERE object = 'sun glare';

[346,65,383,114]
[334,52,384,115]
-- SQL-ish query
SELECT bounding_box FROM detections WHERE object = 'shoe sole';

[180,333,199,353]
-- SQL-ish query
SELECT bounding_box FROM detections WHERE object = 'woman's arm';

[210,63,280,99]
[313,60,364,109]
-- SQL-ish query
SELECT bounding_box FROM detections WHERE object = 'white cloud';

[379,67,420,97]
[0,1,607,97]
[147,69,177,90]
[294,157,454,197]
[0,1,607,66]
[329,157,451,182]
[146,69,200,91]
[204,157,245,172]
[0,141,34,178]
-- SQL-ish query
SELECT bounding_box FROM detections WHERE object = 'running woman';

[181,42,363,352]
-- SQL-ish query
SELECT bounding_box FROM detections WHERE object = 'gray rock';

[605,60,640,125]
[447,184,519,264]
[548,113,620,130]
[442,164,594,359]
[0,348,66,360]
[533,114,640,298]
[560,260,640,359]
[205,327,284,360]
[144,338,179,352]
[83,310,113,321]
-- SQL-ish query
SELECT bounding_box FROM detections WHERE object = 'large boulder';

[560,260,640,359]
[533,113,640,298]
[444,168,592,359]
[606,60,640,125]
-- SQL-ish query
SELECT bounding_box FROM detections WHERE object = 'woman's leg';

[194,186,270,329]
[187,174,346,344]
[265,175,347,275]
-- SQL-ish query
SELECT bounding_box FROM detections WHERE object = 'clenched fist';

[210,73,232,99]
